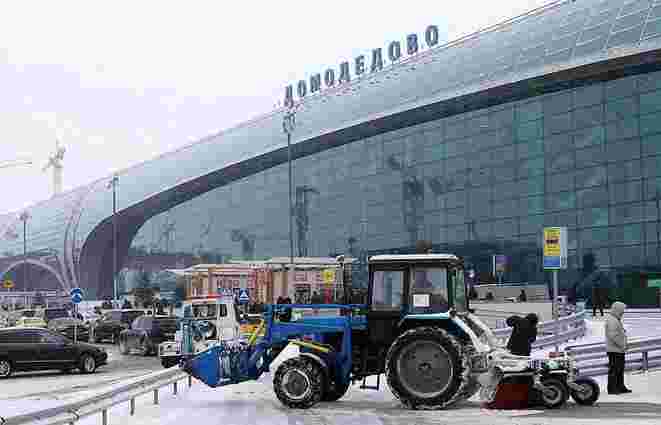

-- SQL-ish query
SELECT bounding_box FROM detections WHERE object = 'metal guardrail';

[491,311,587,349]
[0,368,191,425]
[566,336,661,377]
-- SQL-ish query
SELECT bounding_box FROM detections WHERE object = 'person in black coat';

[506,313,539,356]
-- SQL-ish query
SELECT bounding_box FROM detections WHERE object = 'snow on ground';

[64,366,661,425]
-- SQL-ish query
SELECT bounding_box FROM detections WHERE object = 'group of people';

[506,300,631,395]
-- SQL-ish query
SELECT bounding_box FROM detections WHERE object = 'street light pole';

[282,107,297,267]
[19,211,29,293]
[108,174,119,304]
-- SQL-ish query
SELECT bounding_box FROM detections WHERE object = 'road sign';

[70,287,83,304]
[543,227,567,270]
[322,269,336,285]
[3,280,14,289]
[238,289,250,304]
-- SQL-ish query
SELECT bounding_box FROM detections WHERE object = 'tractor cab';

[366,254,469,347]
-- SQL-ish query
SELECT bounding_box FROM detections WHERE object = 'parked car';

[16,317,47,328]
[41,308,70,324]
[0,327,108,378]
[48,318,89,341]
[119,315,179,356]
[7,309,38,327]
[88,309,145,344]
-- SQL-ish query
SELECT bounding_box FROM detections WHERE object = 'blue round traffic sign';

[71,293,83,304]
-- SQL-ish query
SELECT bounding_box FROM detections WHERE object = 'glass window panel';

[641,111,661,136]
[517,100,542,122]
[580,22,612,43]
[573,104,604,130]
[492,218,517,238]
[490,107,515,128]
[492,164,518,183]
[520,195,545,215]
[610,223,643,245]
[606,117,639,142]
[544,48,573,65]
[492,181,520,200]
[643,155,661,178]
[516,119,543,141]
[545,210,577,227]
[446,225,467,243]
[642,134,661,156]
[608,25,644,49]
[576,145,607,167]
[518,139,545,158]
[546,191,576,210]
[547,151,575,172]
[574,37,608,57]
[578,207,609,227]
[611,244,644,267]
[639,89,661,115]
[543,92,572,115]
[605,96,638,122]
[622,0,653,16]
[611,202,645,224]
[519,157,545,177]
[547,171,575,193]
[611,180,643,204]
[577,186,609,208]
[612,10,647,33]
[586,5,619,27]
[574,83,604,108]
[576,166,607,188]
[468,168,491,187]
[651,4,661,20]
[606,138,641,162]
[644,176,661,200]
[608,159,642,183]
[573,125,605,148]
[491,145,516,163]
[643,16,661,38]
[545,112,572,136]
[580,227,610,249]
[549,32,580,53]
[446,120,467,140]
[372,270,404,311]
[519,214,545,234]
[519,176,546,196]
[493,199,518,218]
[645,222,661,243]
[409,268,450,314]
[638,70,661,93]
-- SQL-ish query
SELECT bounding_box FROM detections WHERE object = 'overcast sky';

[0,0,548,215]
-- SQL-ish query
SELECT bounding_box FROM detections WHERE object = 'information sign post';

[543,227,567,352]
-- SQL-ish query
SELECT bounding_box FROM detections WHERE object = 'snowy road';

[60,370,661,425]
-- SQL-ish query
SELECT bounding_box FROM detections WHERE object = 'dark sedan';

[89,309,145,344]
[119,316,178,356]
[0,327,108,378]
[48,318,90,341]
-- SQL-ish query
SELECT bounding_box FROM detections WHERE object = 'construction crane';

[43,139,65,197]
[0,159,33,170]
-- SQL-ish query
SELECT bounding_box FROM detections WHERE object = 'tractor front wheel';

[273,357,325,409]
[386,327,471,410]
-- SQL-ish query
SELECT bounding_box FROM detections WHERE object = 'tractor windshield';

[452,268,468,312]
[409,267,450,314]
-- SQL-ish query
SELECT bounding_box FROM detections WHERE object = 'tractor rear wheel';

[385,327,471,410]
[273,357,325,409]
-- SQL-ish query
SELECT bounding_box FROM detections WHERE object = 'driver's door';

[35,330,77,367]
[367,268,407,346]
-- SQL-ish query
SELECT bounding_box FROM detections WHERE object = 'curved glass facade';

[2,0,661,300]
[130,69,661,298]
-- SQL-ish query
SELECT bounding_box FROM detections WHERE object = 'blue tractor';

[180,254,498,409]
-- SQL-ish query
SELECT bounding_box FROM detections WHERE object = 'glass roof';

[3,0,661,272]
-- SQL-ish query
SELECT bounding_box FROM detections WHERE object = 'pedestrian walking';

[592,284,605,317]
[605,301,631,394]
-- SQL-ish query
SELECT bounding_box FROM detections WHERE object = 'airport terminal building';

[2,0,661,303]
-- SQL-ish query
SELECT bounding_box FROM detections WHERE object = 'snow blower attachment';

[179,253,595,410]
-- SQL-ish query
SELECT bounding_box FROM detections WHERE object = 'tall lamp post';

[19,211,30,293]
[282,106,297,288]
[107,174,119,304]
